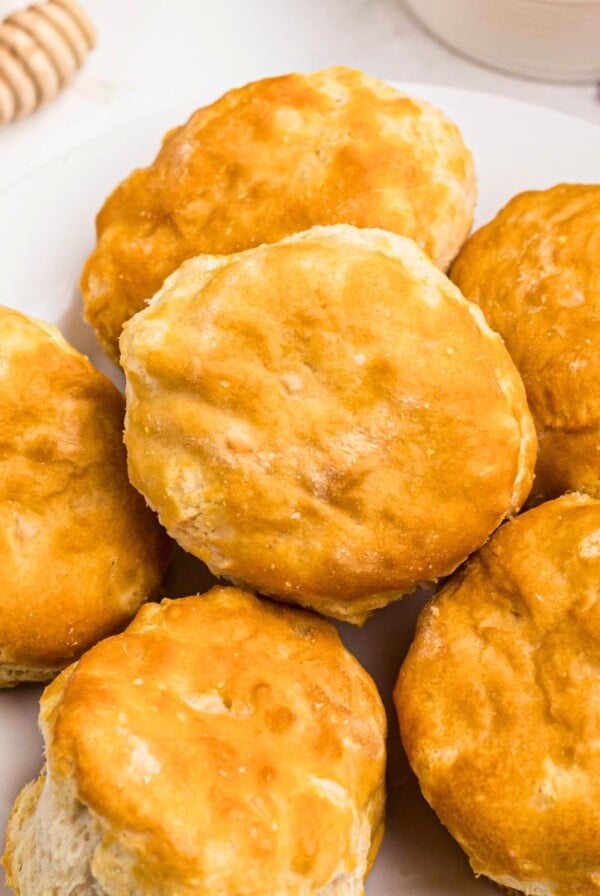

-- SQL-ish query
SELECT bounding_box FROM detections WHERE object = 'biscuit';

[120,225,536,624]
[451,183,600,502]
[0,306,170,685]
[395,493,600,896]
[3,587,387,895]
[80,66,476,359]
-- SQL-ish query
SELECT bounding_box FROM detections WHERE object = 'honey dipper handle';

[0,0,96,125]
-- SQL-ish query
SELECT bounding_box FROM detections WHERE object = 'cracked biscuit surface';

[3,587,387,896]
[81,66,476,359]
[451,183,600,502]
[395,493,600,896]
[0,306,170,685]
[120,225,536,624]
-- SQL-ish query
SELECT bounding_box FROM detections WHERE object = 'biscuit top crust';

[451,184,600,431]
[81,66,476,358]
[0,305,169,669]
[43,588,386,894]
[120,225,536,623]
[396,493,600,896]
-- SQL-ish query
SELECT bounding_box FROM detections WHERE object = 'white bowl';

[404,0,600,82]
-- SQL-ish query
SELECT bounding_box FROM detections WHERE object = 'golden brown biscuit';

[395,493,600,896]
[120,225,536,624]
[3,587,387,895]
[451,183,600,502]
[0,306,170,685]
[80,66,476,359]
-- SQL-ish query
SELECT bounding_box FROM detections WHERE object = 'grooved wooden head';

[0,0,96,124]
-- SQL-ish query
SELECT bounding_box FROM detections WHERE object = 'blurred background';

[0,0,599,191]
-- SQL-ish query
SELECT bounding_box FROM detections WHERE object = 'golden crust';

[6,588,387,894]
[395,493,600,896]
[0,305,171,676]
[120,224,536,624]
[450,183,600,501]
[81,66,476,359]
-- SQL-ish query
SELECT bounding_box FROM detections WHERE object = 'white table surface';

[0,0,599,191]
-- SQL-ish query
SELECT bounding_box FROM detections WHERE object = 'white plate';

[0,85,599,896]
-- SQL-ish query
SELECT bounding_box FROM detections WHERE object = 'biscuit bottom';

[0,664,63,688]
[4,772,108,896]
[4,767,379,895]
[494,884,550,896]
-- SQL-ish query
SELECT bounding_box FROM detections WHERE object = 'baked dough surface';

[81,66,476,358]
[395,493,600,896]
[3,588,387,895]
[451,183,600,501]
[120,225,536,624]
[0,306,170,682]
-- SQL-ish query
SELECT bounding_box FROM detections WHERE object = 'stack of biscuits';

[1,67,598,896]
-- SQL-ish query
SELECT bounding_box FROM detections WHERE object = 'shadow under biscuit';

[58,285,123,386]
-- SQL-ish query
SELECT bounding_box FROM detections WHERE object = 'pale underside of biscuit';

[495,885,551,896]
[121,224,536,624]
[5,771,380,896]
[450,183,600,503]
[3,589,386,895]
[81,65,476,359]
[395,493,600,896]
[0,664,64,688]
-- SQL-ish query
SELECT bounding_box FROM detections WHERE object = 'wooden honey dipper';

[0,0,96,124]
